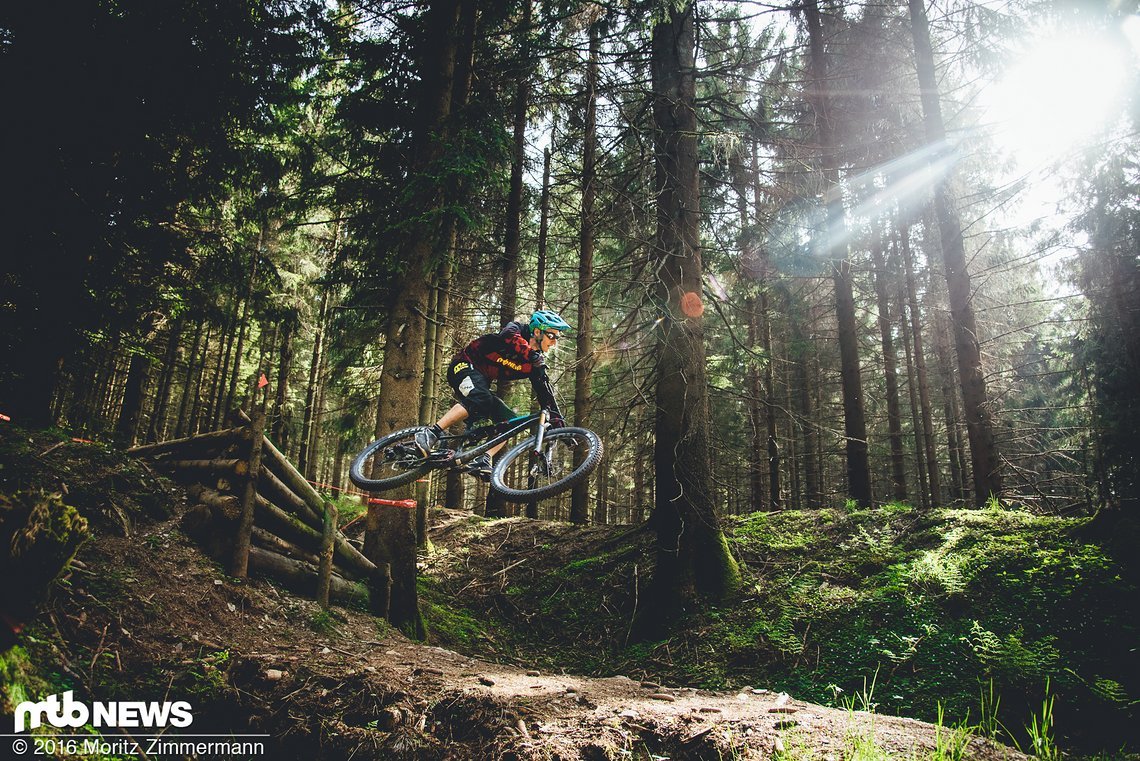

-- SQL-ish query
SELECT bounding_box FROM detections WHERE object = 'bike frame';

[434,409,550,466]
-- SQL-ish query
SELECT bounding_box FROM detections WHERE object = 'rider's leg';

[437,403,468,430]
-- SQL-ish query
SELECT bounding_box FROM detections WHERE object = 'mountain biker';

[414,309,571,479]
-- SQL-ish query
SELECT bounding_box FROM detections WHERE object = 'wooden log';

[259,465,322,530]
[126,426,250,458]
[255,461,377,581]
[247,545,367,607]
[251,526,319,565]
[259,435,331,521]
[255,494,322,550]
[232,410,267,578]
[163,459,248,477]
[233,410,379,590]
[180,503,213,540]
[317,502,338,609]
[180,503,233,560]
[254,494,370,582]
[195,487,241,521]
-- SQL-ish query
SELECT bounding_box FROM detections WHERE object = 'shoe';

[464,454,492,481]
[415,424,441,456]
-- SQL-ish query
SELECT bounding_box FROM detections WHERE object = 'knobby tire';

[349,426,432,492]
[491,427,603,502]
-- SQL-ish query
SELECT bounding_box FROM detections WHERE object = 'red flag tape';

[366,498,418,509]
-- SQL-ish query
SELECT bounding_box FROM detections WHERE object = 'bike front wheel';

[491,427,603,502]
[349,426,433,492]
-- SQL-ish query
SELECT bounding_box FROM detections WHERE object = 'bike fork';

[533,409,548,455]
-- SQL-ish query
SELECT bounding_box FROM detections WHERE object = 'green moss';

[0,645,43,713]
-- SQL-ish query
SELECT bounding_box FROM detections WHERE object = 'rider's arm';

[529,352,562,417]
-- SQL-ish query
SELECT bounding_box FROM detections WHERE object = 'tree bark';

[147,314,185,443]
[636,2,740,639]
[115,319,159,449]
[537,146,552,308]
[792,305,820,508]
[208,289,241,430]
[224,244,260,421]
[298,285,331,478]
[898,218,942,505]
[750,146,781,511]
[571,21,600,524]
[898,284,931,509]
[907,0,1002,504]
[179,320,210,439]
[869,223,908,501]
[933,310,968,502]
[500,0,532,328]
[369,0,462,636]
[271,312,297,447]
[804,0,872,507]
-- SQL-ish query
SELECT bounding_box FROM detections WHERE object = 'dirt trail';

[3,435,1024,759]
[23,513,1020,760]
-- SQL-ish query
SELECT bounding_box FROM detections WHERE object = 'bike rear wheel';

[491,427,603,502]
[349,426,433,492]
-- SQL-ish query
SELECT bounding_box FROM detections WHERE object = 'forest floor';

[0,426,1087,760]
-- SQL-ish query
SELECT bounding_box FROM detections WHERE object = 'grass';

[419,501,1137,756]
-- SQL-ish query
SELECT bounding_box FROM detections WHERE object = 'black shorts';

[446,359,516,423]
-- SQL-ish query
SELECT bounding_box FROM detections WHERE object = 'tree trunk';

[870,223,908,501]
[537,146,552,308]
[898,219,942,505]
[177,319,207,438]
[369,0,462,637]
[115,341,153,447]
[307,346,329,482]
[224,245,260,420]
[571,21,599,524]
[208,290,241,430]
[804,0,872,507]
[751,141,781,513]
[499,0,532,328]
[933,310,967,502]
[792,303,820,508]
[898,287,931,509]
[636,3,740,640]
[733,158,768,512]
[298,286,331,479]
[272,312,297,448]
[148,314,185,443]
[746,295,768,511]
[907,0,1002,504]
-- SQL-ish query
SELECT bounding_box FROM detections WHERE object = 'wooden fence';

[128,411,392,612]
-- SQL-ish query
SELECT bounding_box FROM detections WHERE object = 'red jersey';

[456,321,559,411]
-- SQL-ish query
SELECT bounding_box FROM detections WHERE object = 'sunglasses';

[542,331,561,341]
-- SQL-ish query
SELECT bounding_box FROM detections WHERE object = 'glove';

[546,411,566,429]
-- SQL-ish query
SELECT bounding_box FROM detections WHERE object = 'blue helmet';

[529,309,571,334]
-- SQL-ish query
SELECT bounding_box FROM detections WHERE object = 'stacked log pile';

[128,412,389,611]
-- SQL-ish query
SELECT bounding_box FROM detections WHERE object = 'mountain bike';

[349,410,603,503]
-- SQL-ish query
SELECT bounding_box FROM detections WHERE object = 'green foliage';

[423,504,1136,755]
[932,703,974,761]
[418,578,489,646]
[307,610,340,634]
[0,645,43,716]
[1026,680,1061,761]
[187,650,231,695]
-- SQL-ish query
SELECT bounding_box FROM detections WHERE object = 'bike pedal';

[459,464,492,481]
